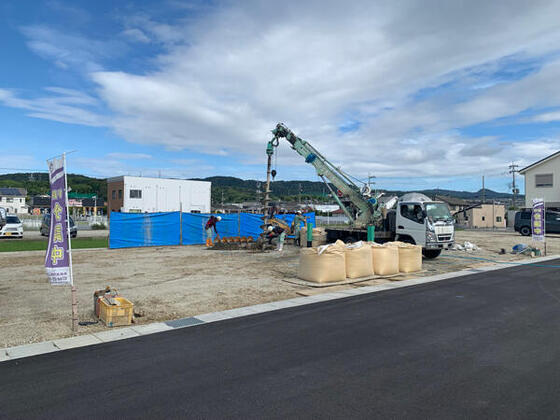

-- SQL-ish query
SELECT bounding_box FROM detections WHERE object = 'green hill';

[0,173,519,204]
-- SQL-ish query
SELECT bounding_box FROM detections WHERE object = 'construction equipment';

[266,123,454,258]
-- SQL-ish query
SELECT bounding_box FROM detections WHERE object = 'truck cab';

[395,193,454,258]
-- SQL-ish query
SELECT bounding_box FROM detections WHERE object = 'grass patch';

[0,237,108,253]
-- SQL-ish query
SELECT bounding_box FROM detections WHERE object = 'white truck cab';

[395,193,454,258]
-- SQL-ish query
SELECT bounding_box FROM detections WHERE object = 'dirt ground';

[1,229,558,348]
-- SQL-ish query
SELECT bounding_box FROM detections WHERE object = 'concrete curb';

[2,254,558,363]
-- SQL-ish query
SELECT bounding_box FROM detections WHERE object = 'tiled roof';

[0,187,27,196]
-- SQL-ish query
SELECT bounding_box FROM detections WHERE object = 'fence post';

[179,209,183,245]
[306,222,313,247]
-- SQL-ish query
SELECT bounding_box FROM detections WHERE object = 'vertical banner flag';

[45,156,73,285]
[532,198,545,242]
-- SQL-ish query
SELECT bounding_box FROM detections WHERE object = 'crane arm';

[270,123,379,227]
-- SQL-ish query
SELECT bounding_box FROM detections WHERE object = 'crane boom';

[268,123,381,228]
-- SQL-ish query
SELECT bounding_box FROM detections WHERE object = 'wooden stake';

[71,286,78,332]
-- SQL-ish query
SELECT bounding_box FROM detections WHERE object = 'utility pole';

[298,183,302,205]
[482,175,485,204]
[508,162,519,209]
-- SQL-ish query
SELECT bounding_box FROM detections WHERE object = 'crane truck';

[265,123,454,258]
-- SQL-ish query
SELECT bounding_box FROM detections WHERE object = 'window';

[130,189,142,199]
[535,173,553,188]
[112,190,116,199]
[6,197,13,203]
[400,204,424,224]
[481,216,485,221]
[520,211,531,220]
[496,216,502,222]
[118,190,123,199]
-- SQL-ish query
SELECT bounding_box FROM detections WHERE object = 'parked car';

[0,215,23,239]
[514,210,560,236]
[40,214,77,238]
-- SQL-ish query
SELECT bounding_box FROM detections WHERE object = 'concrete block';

[53,334,103,350]
[0,349,10,362]
[6,341,59,360]
[194,312,232,323]
[93,327,140,342]
[131,322,175,335]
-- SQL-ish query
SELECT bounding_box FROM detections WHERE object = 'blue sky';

[2,1,560,193]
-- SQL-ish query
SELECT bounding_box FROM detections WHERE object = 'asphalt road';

[3,261,560,419]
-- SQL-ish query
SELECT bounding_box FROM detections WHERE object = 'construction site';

[0,228,554,348]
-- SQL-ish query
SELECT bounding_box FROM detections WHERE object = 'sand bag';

[300,227,327,247]
[345,242,374,278]
[298,240,346,283]
[396,244,422,273]
[371,245,399,276]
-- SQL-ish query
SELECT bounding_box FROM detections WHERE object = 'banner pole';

[63,152,78,332]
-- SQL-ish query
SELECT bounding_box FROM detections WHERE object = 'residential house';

[519,151,560,208]
[0,188,27,214]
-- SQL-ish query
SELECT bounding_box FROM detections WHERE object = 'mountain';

[0,173,107,199]
[0,173,520,204]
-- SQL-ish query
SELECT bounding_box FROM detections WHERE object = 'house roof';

[519,150,560,174]
[0,187,27,197]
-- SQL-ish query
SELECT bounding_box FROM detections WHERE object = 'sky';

[2,1,560,193]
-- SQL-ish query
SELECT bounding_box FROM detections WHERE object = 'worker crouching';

[205,215,221,247]
[267,225,286,251]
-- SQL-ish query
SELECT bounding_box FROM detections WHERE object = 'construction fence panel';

[109,211,316,248]
[181,213,241,245]
[109,212,181,249]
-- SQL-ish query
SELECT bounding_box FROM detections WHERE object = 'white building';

[0,188,27,214]
[107,176,211,215]
[519,151,560,208]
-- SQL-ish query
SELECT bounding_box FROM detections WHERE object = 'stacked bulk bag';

[386,242,423,273]
[371,243,400,275]
[344,241,374,279]
[297,240,346,283]
[299,227,328,247]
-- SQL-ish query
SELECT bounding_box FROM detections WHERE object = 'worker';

[292,210,306,246]
[205,215,222,247]
[267,225,286,251]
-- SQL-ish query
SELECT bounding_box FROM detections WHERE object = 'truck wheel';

[422,249,442,259]
[343,236,358,244]
[520,226,531,236]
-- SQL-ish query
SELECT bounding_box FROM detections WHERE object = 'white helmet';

[267,226,274,232]
[296,210,302,215]
[216,216,222,221]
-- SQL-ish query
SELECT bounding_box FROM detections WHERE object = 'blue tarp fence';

[109,211,315,249]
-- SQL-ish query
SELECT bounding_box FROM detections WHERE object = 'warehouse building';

[107,176,211,216]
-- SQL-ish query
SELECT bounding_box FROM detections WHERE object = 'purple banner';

[532,198,545,242]
[45,156,72,285]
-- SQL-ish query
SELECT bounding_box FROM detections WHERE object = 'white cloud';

[533,110,560,123]
[6,1,560,181]
[121,28,151,44]
[0,88,105,127]
[106,152,152,160]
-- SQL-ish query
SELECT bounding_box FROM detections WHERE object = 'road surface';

[2,261,560,419]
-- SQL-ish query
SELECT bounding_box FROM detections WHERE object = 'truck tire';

[520,226,531,236]
[422,249,442,259]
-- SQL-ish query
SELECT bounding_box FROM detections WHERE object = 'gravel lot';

[0,229,557,348]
